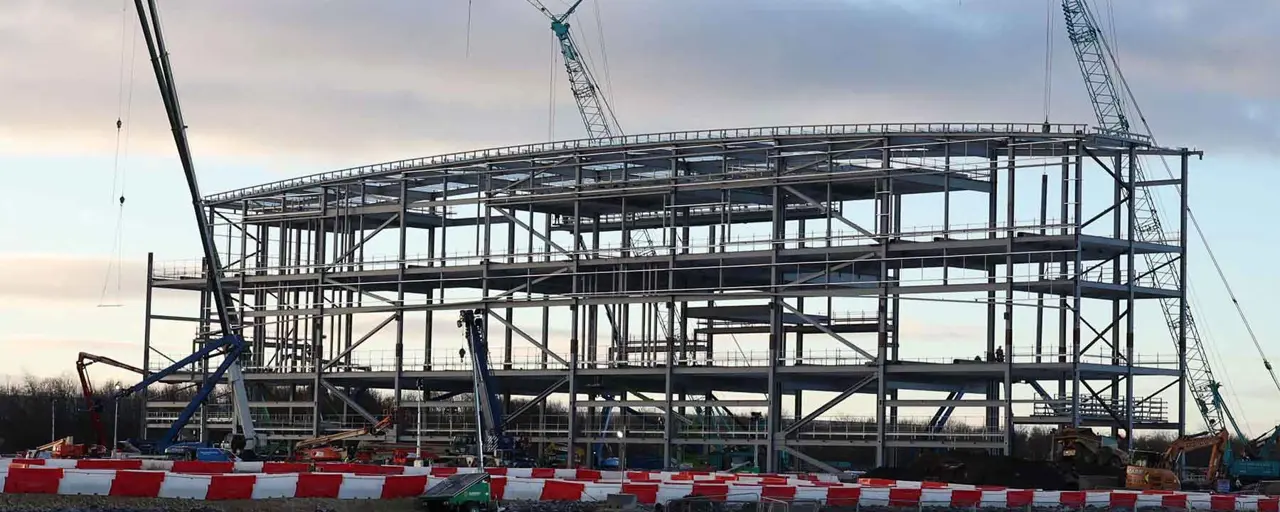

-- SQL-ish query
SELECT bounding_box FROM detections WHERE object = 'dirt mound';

[862,452,1100,490]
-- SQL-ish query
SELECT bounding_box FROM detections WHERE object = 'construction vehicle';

[1051,427,1129,468]
[1125,430,1230,491]
[419,473,495,512]
[23,437,103,460]
[455,310,518,465]
[116,0,266,460]
[1064,0,1280,460]
[1048,427,1129,489]
[75,352,146,453]
[292,412,397,462]
[163,445,240,462]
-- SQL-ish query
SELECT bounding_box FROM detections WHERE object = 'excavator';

[292,411,397,462]
[1125,429,1230,491]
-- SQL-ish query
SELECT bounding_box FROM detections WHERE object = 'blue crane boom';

[1060,0,1227,434]
[128,0,260,452]
[458,309,514,459]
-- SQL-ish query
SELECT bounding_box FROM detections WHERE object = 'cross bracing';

[140,123,1199,472]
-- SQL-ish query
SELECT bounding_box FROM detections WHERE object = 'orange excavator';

[1126,429,1229,491]
[292,412,397,462]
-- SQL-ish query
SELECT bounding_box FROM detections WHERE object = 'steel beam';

[319,379,379,425]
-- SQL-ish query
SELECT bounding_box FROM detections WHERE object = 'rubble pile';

[862,452,1085,490]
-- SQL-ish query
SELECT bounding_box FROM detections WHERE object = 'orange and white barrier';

[0,458,835,483]
[2,466,1280,509]
[4,459,1276,509]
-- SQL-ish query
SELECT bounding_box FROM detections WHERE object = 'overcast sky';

[2,0,1279,432]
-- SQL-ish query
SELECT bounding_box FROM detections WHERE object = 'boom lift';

[75,352,146,453]
[293,412,397,462]
[116,0,264,457]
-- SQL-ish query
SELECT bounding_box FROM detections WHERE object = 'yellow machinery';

[1125,429,1228,491]
[1052,427,1129,467]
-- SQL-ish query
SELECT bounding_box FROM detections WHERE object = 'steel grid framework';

[140,122,1199,472]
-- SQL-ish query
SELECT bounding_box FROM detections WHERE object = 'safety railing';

[147,344,1181,374]
[206,123,1092,204]
[149,219,1086,280]
[1030,396,1168,423]
[1007,346,1182,368]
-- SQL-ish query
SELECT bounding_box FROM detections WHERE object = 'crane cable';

[1089,9,1280,398]
[547,32,558,141]
[465,0,473,58]
[1041,0,1054,123]
[99,0,139,308]
[590,0,616,110]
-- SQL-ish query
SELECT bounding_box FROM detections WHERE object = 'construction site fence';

[0,460,1273,510]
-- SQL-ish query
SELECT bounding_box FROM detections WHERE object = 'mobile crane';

[113,0,265,458]
[1062,0,1277,437]
[456,310,517,465]
[1061,2,1280,482]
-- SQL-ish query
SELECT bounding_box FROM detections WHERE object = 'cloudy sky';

[2,0,1279,431]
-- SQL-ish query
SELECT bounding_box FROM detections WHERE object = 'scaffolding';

[141,122,1199,471]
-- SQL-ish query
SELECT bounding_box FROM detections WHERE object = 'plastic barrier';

[2,468,1280,509]
[0,459,834,483]
[0,467,432,500]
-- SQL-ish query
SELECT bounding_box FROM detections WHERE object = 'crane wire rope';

[1079,1,1274,430]
[465,0,473,58]
[99,0,139,308]
[1041,0,1054,123]
[589,0,616,110]
[547,32,558,141]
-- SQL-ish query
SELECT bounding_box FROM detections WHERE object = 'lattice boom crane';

[1061,0,1227,433]
[524,0,680,345]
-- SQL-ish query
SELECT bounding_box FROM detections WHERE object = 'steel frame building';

[140,122,1199,472]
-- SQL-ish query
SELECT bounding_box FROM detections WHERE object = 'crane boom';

[1061,0,1226,433]
[458,309,512,458]
[526,0,681,345]
[131,0,258,448]
[528,0,621,139]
